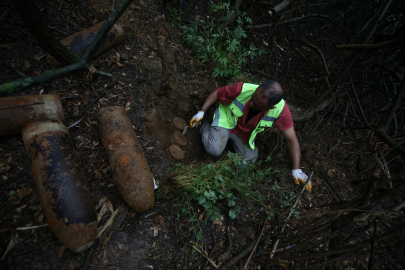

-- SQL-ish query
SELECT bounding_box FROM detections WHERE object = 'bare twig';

[16,224,48,230]
[202,231,218,270]
[83,238,99,270]
[191,245,218,269]
[252,14,346,33]
[368,220,378,270]
[244,220,267,269]
[67,118,83,129]
[269,171,314,259]
[67,80,116,118]
[218,234,261,270]
[290,38,330,76]
[337,38,405,50]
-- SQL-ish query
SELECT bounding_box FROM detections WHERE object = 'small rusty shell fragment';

[99,106,155,212]
[0,94,65,137]
[22,120,97,252]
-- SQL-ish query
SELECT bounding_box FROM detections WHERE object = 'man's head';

[249,80,284,111]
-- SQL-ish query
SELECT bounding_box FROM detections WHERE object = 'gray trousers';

[200,122,259,164]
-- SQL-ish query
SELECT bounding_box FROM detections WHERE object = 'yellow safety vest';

[212,83,285,149]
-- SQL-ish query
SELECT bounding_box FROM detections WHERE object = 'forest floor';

[0,0,404,269]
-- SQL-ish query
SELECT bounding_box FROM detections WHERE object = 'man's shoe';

[195,121,208,145]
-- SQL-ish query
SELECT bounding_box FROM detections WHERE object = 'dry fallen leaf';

[1,233,20,260]
[94,171,102,179]
[0,163,11,174]
[18,186,32,201]
[125,101,131,111]
[37,213,44,223]
[218,251,232,261]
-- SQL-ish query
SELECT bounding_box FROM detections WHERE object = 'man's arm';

[190,89,219,127]
[201,89,219,111]
[280,126,301,170]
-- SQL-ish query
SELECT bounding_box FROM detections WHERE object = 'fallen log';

[268,0,295,16]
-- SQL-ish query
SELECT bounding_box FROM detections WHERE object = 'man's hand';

[292,169,311,192]
[190,111,204,127]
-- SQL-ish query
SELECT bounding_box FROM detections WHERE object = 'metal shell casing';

[46,22,126,67]
[0,94,65,137]
[99,106,155,212]
[22,120,97,252]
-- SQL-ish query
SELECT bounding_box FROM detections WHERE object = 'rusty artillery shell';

[22,120,97,252]
[47,22,125,67]
[99,106,155,212]
[0,94,65,137]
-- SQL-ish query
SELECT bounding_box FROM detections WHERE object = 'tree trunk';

[13,0,81,66]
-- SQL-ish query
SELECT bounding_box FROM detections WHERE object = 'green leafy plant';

[175,1,265,78]
[169,8,181,27]
[158,152,296,230]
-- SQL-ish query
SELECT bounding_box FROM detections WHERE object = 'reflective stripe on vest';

[212,83,285,150]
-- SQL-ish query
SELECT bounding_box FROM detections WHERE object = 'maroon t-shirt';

[217,82,294,145]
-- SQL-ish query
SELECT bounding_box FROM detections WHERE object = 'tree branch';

[337,38,405,50]
[0,0,134,94]
[251,14,346,33]
[290,38,330,76]
[378,78,405,131]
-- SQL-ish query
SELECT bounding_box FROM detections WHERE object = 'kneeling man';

[190,80,311,191]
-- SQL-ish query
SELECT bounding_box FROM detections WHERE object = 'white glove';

[292,169,311,192]
[190,111,204,127]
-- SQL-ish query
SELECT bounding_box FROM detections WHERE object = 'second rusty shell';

[99,106,155,212]
[47,22,125,67]
[22,120,97,252]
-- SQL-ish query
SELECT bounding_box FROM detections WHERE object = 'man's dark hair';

[258,80,284,106]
